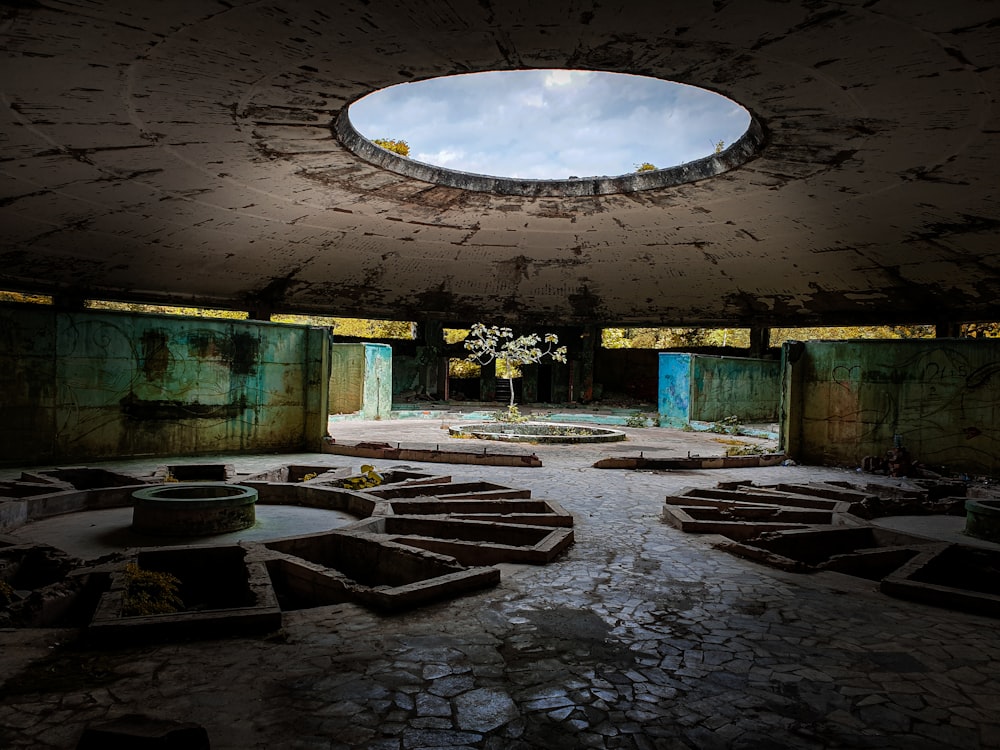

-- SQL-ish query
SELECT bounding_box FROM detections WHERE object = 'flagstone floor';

[1,419,998,749]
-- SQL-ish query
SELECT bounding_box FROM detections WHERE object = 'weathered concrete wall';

[691,356,781,423]
[658,353,693,425]
[330,343,391,419]
[781,339,1000,475]
[0,306,330,466]
[330,344,365,414]
[659,353,780,425]
[363,344,392,420]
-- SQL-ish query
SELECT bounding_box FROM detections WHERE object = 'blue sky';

[349,70,750,180]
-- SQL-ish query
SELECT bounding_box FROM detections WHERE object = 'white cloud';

[414,148,464,167]
[543,69,591,88]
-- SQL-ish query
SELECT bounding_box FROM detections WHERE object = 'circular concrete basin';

[450,422,626,444]
[132,483,258,537]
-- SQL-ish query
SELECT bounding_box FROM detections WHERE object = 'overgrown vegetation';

[122,564,184,617]
[0,291,51,305]
[5,292,1000,350]
[707,415,743,435]
[340,464,383,490]
[625,412,650,428]
[372,138,410,157]
[490,404,529,424]
[724,443,772,456]
[601,325,941,350]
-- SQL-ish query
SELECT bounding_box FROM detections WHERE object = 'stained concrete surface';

[1,420,999,748]
[8,505,360,560]
[2,2,998,326]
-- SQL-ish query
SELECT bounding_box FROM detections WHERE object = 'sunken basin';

[132,483,257,536]
[450,421,626,444]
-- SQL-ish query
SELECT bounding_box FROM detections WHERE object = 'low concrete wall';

[265,531,462,587]
[781,338,1000,475]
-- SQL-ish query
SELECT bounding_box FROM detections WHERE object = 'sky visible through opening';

[349,70,751,180]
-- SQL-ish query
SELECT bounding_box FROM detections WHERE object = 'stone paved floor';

[2,419,999,749]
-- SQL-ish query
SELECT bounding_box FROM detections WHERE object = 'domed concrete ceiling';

[1,1,997,327]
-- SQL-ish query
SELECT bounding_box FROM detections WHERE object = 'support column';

[779,340,805,459]
[480,359,497,402]
[414,320,445,399]
[578,325,596,403]
[936,321,962,338]
[749,327,770,358]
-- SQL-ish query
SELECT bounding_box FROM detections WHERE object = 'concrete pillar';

[578,325,596,402]
[749,327,770,358]
[247,308,272,321]
[304,327,332,447]
[936,322,962,338]
[779,340,806,459]
[414,320,445,399]
[521,363,538,403]
[480,359,497,402]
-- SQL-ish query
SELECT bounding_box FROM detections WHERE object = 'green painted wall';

[0,306,330,466]
[658,353,692,426]
[781,339,1000,475]
[690,356,781,422]
[658,353,780,425]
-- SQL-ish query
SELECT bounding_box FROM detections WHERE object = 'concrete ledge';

[323,438,542,467]
[594,453,786,470]
[881,544,1000,617]
[89,547,281,646]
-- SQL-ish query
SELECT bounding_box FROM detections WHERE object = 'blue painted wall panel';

[363,343,392,420]
[658,353,692,425]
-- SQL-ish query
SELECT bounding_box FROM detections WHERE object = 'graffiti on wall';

[816,341,1000,473]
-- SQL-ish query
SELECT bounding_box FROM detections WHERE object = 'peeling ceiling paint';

[0,1,998,327]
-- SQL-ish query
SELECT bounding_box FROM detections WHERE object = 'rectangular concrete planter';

[881,544,1000,618]
[88,545,281,645]
[263,530,501,611]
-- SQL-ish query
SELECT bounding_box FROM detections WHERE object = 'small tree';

[372,138,410,157]
[635,162,657,172]
[464,323,567,413]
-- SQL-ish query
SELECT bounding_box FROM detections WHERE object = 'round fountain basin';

[450,421,626,444]
[132,483,258,536]
[965,498,1000,543]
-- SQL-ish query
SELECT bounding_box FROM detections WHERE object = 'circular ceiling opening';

[336,69,762,197]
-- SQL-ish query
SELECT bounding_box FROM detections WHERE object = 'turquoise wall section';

[0,306,330,466]
[362,343,392,420]
[659,353,780,426]
[782,339,1000,475]
[658,353,692,425]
